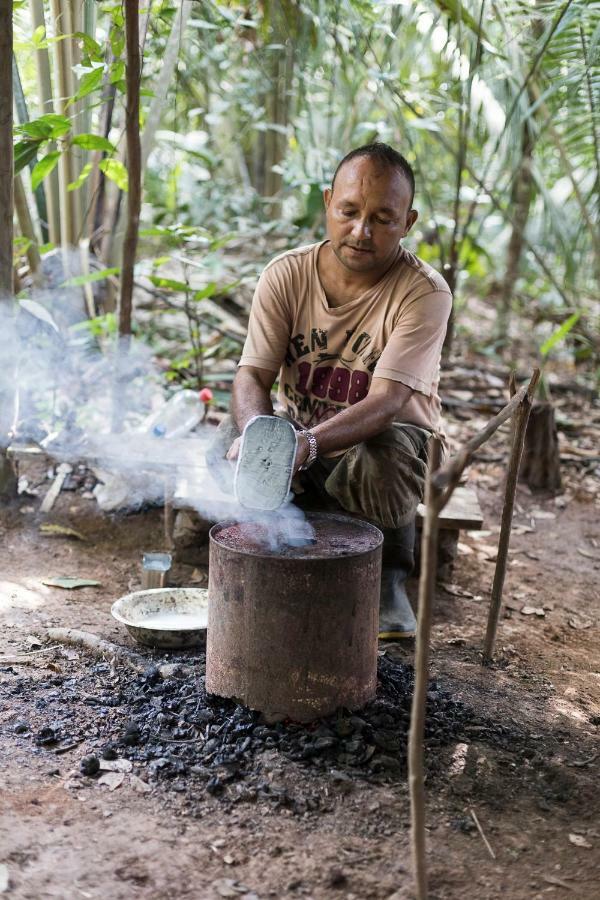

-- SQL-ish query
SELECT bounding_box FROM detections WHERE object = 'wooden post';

[482,370,540,664]
[118,0,142,341]
[409,438,443,900]
[0,0,17,498]
[0,4,13,297]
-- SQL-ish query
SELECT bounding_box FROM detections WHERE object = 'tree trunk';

[0,2,17,498]
[496,125,534,342]
[0,10,13,297]
[519,402,562,493]
[118,0,142,340]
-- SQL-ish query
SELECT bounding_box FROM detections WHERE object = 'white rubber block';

[235,416,297,510]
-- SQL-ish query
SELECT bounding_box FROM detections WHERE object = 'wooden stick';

[432,368,540,494]
[0,644,62,665]
[482,373,538,664]
[40,462,72,513]
[469,808,496,859]
[45,627,176,679]
[409,438,443,900]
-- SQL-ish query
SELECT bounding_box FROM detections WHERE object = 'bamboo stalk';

[29,0,61,244]
[118,0,142,340]
[50,0,79,249]
[70,0,87,230]
[14,174,43,281]
[409,438,443,900]
[13,53,49,245]
[140,0,193,172]
[482,373,539,664]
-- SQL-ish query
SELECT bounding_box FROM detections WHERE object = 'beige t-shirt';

[239,240,452,432]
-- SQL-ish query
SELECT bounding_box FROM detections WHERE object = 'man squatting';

[211,142,452,639]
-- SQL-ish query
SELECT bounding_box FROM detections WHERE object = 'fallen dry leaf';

[41,577,102,590]
[577,546,600,561]
[129,774,151,793]
[100,758,133,773]
[568,833,592,849]
[543,874,574,890]
[39,523,88,541]
[0,864,8,894]
[98,771,125,791]
[568,615,594,630]
[521,606,545,617]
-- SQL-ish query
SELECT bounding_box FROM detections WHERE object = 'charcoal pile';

[6,651,526,810]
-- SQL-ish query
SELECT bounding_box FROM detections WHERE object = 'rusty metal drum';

[206,512,383,722]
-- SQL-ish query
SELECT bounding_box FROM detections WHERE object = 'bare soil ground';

[1,382,599,900]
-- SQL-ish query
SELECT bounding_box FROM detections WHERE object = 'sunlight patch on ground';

[550,695,590,725]
[0,579,49,612]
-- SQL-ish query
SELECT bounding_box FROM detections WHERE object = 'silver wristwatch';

[299,430,318,469]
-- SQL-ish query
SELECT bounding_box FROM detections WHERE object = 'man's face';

[324,156,418,274]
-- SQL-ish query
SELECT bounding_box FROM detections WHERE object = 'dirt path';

[1,454,599,900]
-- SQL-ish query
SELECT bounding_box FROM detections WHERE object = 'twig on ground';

[469,808,496,859]
[45,627,177,679]
[0,644,62,665]
[54,741,84,756]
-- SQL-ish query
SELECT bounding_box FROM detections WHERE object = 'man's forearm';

[309,382,413,457]
[231,369,275,433]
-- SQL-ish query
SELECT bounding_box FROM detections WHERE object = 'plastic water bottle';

[145,390,205,439]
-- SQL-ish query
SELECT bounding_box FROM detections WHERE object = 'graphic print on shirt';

[283,327,383,427]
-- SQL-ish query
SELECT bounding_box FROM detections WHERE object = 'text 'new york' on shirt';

[239,240,452,433]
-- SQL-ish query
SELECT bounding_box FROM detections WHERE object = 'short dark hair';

[331,142,415,206]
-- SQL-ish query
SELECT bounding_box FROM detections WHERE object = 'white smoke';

[0,289,313,548]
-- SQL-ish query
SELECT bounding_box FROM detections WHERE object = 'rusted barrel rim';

[209,512,383,561]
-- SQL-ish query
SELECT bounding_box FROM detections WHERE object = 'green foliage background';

[11,0,600,382]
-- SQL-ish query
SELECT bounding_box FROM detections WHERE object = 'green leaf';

[32,24,47,48]
[30,151,61,190]
[73,31,104,61]
[193,282,217,301]
[109,60,125,84]
[99,158,128,191]
[68,162,94,191]
[432,0,490,45]
[60,267,120,287]
[111,31,125,56]
[41,577,101,589]
[540,313,581,357]
[149,275,190,292]
[17,114,71,140]
[73,66,105,102]
[14,140,43,174]
[72,133,116,153]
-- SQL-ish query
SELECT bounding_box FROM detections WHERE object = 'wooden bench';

[416,483,483,577]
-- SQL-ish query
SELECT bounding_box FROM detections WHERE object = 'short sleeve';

[373,290,452,396]
[238,262,293,371]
